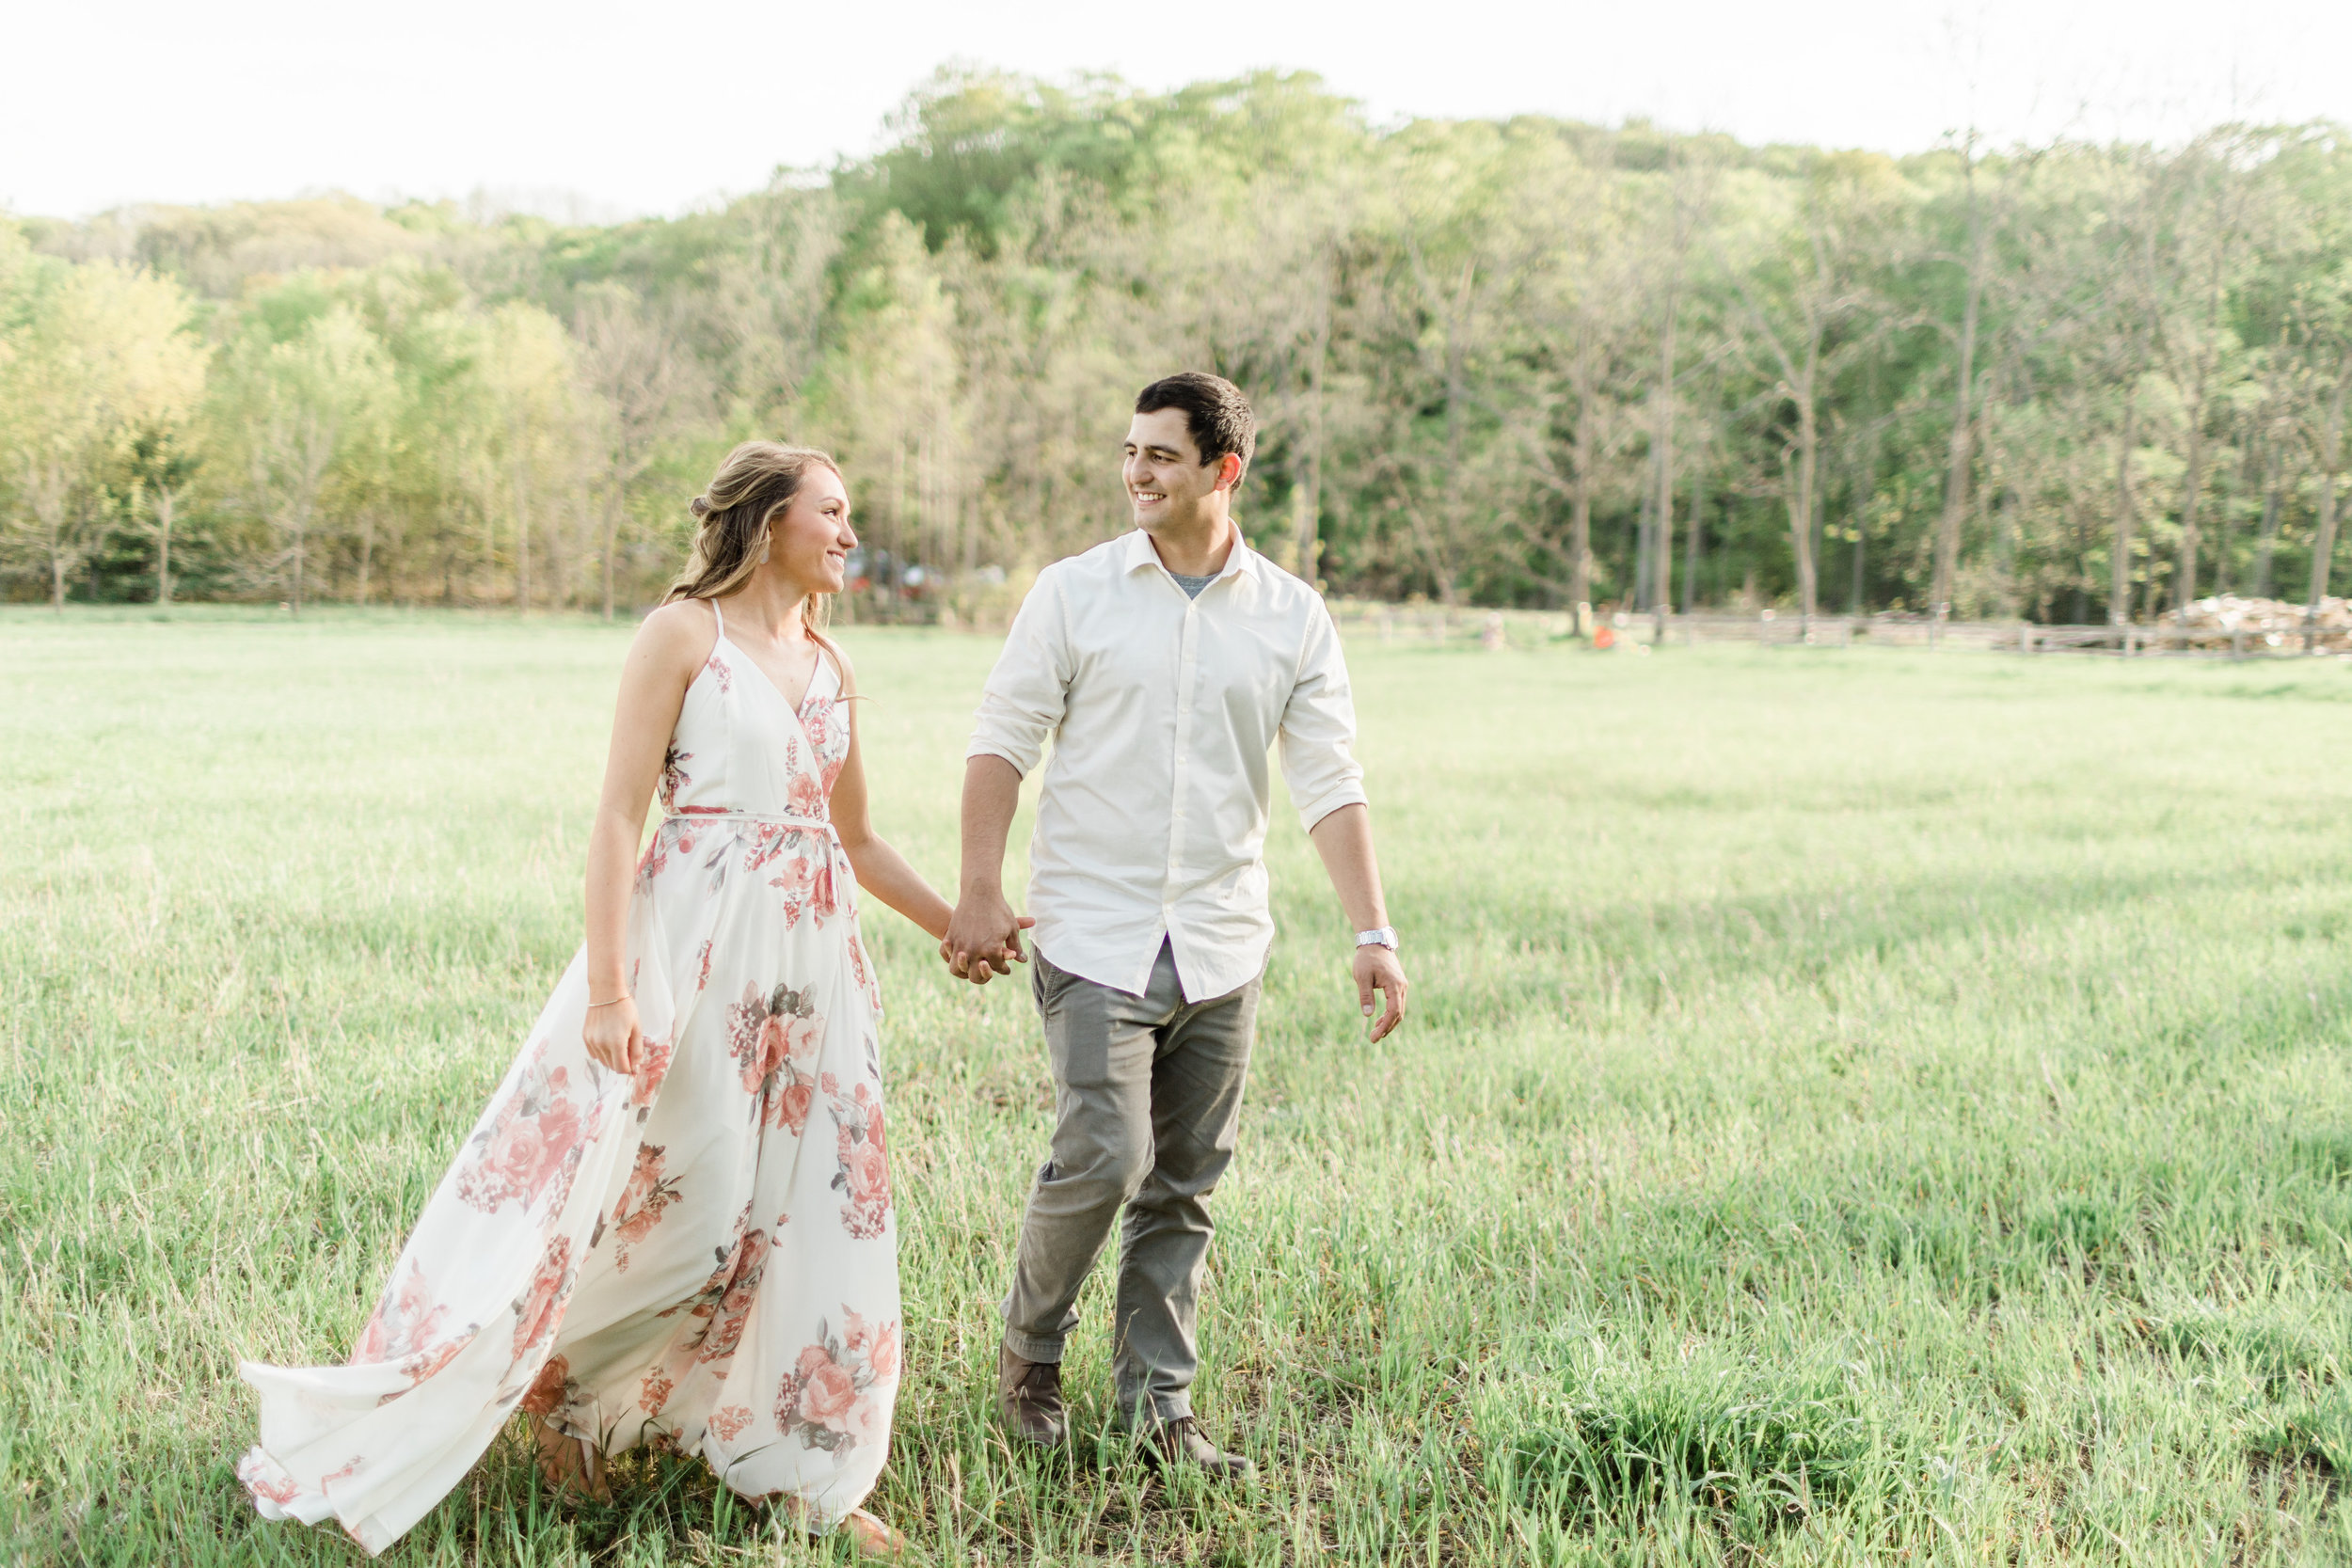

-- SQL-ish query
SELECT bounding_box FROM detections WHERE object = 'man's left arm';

[1307,803,1406,1041]
[1278,602,1407,1042]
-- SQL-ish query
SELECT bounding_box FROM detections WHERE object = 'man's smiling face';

[1122,407,1233,533]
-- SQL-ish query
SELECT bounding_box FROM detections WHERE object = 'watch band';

[1355,927,1398,950]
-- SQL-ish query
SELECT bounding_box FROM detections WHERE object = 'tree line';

[6,70,2350,626]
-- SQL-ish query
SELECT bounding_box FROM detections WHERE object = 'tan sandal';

[775,1498,905,1559]
[836,1508,907,1558]
[531,1414,612,1501]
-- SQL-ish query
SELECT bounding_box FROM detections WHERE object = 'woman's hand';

[583,997,642,1076]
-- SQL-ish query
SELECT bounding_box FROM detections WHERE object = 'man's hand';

[942,888,1033,984]
[1355,944,1407,1042]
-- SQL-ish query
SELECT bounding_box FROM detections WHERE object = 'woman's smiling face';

[768,465,856,594]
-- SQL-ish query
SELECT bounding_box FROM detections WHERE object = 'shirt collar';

[1120,527,1261,582]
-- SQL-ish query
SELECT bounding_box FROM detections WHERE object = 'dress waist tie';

[662,809,846,918]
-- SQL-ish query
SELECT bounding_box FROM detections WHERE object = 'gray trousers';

[999,939,1261,1426]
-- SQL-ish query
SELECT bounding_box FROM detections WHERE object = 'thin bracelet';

[587,995,631,1008]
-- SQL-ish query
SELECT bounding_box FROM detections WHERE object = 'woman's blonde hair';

[665,440,856,693]
[665,441,843,635]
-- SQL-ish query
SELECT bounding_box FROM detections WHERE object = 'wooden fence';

[1325,602,2351,659]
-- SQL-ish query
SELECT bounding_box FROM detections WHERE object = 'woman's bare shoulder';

[628,598,720,677]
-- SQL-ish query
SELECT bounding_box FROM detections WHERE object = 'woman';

[239,443,966,1557]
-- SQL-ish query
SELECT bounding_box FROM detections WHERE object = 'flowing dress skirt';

[237,814,898,1555]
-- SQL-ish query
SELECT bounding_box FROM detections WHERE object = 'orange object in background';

[1593,626,1616,650]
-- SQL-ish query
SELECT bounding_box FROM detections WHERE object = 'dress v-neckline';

[722,630,831,718]
[710,605,834,754]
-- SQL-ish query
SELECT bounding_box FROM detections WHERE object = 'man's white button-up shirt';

[967,529,1368,1000]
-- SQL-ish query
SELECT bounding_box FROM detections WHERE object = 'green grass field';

[8,610,2352,1565]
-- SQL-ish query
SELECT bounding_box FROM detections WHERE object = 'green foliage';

[6,91,2352,619]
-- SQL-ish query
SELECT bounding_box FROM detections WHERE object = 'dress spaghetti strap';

[711,599,725,641]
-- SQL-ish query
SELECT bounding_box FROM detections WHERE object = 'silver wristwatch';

[1355,927,1398,951]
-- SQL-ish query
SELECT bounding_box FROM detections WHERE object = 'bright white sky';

[5,0,2346,221]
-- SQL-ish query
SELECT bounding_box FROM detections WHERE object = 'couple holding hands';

[237,372,1409,1556]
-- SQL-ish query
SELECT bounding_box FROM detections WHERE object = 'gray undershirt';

[1168,572,1216,599]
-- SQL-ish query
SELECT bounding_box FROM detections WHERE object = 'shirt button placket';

[1167,599,1195,919]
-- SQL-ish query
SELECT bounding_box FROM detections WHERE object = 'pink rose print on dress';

[511,1236,577,1358]
[610,1144,683,1273]
[743,820,788,871]
[772,1307,898,1454]
[693,1233,768,1366]
[353,1260,481,1392]
[745,823,836,927]
[707,1403,755,1441]
[769,845,835,927]
[803,700,849,793]
[457,1053,595,1214]
[704,653,733,693]
[638,1367,675,1418]
[822,1073,892,1239]
[847,932,879,1010]
[354,1259,443,1366]
[728,982,824,1133]
[237,1451,302,1506]
[630,1032,676,1115]
[659,1203,770,1371]
[787,768,827,823]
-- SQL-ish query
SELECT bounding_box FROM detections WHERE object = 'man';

[944,371,1407,1480]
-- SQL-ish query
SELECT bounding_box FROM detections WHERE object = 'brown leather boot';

[1136,1416,1255,1482]
[997,1343,1068,1448]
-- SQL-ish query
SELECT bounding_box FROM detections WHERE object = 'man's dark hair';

[1135,372,1257,486]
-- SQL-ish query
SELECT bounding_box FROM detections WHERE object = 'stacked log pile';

[2155,594,2352,651]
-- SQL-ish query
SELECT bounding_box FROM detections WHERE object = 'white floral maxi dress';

[238,616,899,1556]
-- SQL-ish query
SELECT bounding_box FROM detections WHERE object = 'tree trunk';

[1994,485,2020,614]
[155,488,175,606]
[1568,350,1595,619]
[2306,355,2351,637]
[1633,454,1656,610]
[2110,388,2138,626]
[514,447,532,614]
[1850,505,1867,613]
[356,507,375,605]
[601,483,622,621]
[1931,228,1983,636]
[1437,264,1471,607]
[1849,429,1875,613]
[1789,396,1820,626]
[1295,270,1329,580]
[1650,279,1679,619]
[1681,447,1706,614]
[2176,402,2207,610]
[2212,439,2243,596]
[2254,440,2283,599]
[1810,456,1827,611]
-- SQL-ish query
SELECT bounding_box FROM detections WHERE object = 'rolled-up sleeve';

[1278,600,1368,832]
[967,568,1072,776]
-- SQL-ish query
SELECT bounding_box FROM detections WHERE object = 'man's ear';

[1215,452,1243,494]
